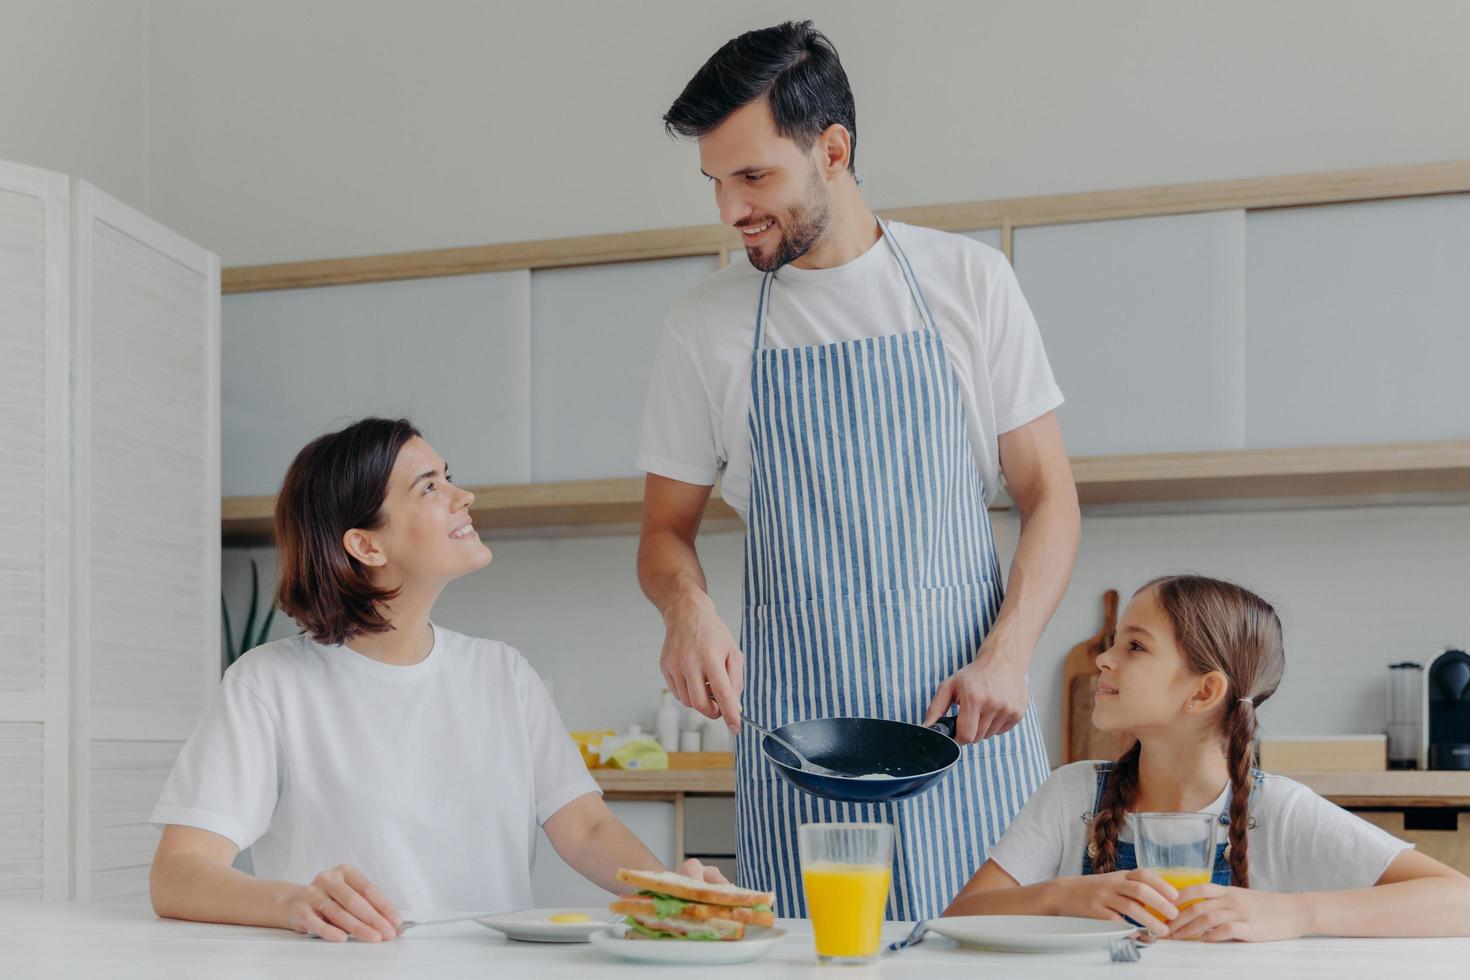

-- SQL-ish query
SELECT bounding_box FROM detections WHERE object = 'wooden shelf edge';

[592,767,737,795]
[222,160,1470,293]
[221,441,1470,545]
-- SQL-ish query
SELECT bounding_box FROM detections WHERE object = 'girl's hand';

[281,864,401,942]
[1168,884,1306,942]
[1057,869,1179,937]
[676,857,731,885]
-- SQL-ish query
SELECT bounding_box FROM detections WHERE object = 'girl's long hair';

[1088,575,1284,888]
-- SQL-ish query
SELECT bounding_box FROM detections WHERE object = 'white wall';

[0,1,149,209]
[142,0,1470,265]
[228,501,1470,766]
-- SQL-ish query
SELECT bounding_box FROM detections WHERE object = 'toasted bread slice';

[615,868,774,908]
[625,913,745,941]
[610,895,775,928]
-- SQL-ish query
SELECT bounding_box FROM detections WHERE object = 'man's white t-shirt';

[636,221,1063,521]
[988,761,1413,893]
[151,625,600,916]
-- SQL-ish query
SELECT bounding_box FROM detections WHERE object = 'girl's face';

[353,436,492,589]
[1092,588,1223,737]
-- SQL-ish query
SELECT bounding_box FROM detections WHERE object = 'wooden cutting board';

[1061,590,1134,764]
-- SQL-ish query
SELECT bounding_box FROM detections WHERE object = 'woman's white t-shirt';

[151,625,600,916]
[988,761,1413,893]
[636,221,1063,521]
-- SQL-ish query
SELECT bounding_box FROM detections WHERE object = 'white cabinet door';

[0,161,69,900]
[221,271,531,495]
[961,228,1004,251]
[529,799,675,907]
[530,256,719,482]
[71,180,220,900]
[1013,211,1247,455]
[1245,194,1470,447]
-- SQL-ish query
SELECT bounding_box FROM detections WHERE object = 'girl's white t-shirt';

[636,221,1063,521]
[988,761,1412,893]
[151,625,600,916]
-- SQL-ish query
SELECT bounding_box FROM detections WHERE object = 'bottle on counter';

[679,729,702,752]
[702,713,732,752]
[655,689,681,753]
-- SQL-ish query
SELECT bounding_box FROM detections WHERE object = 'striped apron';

[734,219,1051,921]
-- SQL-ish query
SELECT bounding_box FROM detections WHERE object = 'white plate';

[928,915,1138,953]
[474,908,613,943]
[589,924,785,965]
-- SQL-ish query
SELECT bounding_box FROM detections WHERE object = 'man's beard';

[743,166,832,273]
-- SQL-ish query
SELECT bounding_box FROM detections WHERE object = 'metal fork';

[1107,931,1144,962]
[885,919,928,954]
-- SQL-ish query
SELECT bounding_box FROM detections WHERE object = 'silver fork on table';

[1107,930,1145,962]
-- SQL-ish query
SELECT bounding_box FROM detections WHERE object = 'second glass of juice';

[798,822,893,964]
[1134,811,1217,918]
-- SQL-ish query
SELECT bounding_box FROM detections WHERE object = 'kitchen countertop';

[5,901,1467,979]
[593,763,1470,806]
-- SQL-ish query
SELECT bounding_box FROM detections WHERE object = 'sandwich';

[610,868,775,941]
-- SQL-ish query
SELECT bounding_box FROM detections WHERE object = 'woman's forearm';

[150,851,295,929]
[1300,876,1470,937]
[561,812,666,895]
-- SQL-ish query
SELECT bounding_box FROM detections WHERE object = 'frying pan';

[752,714,962,803]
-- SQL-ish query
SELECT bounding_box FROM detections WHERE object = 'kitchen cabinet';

[1012,210,1247,456]
[220,270,531,496]
[1245,194,1470,448]
[529,255,720,482]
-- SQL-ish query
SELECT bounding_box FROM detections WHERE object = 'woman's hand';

[1167,884,1306,942]
[676,857,731,886]
[279,864,401,942]
[1055,870,1178,937]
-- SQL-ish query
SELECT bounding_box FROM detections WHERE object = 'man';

[636,21,1080,920]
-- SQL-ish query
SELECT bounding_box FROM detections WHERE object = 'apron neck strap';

[751,217,939,353]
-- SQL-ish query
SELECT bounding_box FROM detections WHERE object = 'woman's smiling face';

[360,436,491,587]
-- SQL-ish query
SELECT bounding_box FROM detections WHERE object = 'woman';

[149,418,722,941]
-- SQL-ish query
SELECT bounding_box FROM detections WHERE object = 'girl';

[946,574,1470,940]
[149,418,722,942]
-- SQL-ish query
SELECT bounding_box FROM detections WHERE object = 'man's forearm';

[638,526,711,617]
[151,851,294,929]
[986,491,1080,667]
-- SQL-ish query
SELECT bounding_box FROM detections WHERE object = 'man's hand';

[923,641,1030,744]
[659,592,745,731]
[676,858,731,885]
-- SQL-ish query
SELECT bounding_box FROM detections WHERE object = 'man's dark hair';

[664,21,857,174]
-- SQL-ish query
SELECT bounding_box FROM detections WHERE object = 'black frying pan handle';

[927,714,959,739]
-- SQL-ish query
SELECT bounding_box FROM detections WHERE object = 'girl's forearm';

[1300,876,1470,937]
[945,878,1062,917]
[150,851,296,929]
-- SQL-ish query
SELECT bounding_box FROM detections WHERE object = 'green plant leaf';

[240,558,260,657]
[221,592,237,667]
[255,602,277,649]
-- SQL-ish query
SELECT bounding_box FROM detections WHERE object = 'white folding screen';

[0,159,218,903]
[71,181,220,901]
[0,160,70,900]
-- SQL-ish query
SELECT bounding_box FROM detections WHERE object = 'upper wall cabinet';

[1245,194,1470,448]
[220,271,531,496]
[530,255,719,482]
[1013,211,1247,456]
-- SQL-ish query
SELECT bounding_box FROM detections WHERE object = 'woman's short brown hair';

[274,417,422,645]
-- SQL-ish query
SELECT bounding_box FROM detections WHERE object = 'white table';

[4,901,1467,979]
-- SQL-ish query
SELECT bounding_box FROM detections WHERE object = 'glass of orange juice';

[1134,812,1216,918]
[798,822,893,964]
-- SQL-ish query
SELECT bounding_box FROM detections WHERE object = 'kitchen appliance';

[1386,661,1426,769]
[1427,648,1470,771]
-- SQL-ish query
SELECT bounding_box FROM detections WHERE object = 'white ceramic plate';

[474,908,613,943]
[928,915,1138,953]
[589,924,785,965]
